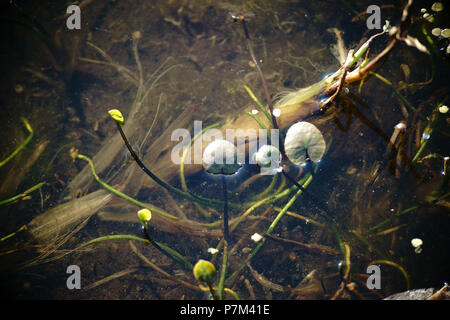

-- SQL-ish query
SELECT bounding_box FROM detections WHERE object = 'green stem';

[180,121,224,218]
[369,72,418,114]
[146,231,193,271]
[0,118,34,168]
[0,224,27,242]
[351,230,388,260]
[367,205,421,234]
[115,122,229,209]
[330,223,346,256]
[77,153,179,220]
[0,182,46,206]
[206,279,219,300]
[252,174,278,200]
[218,175,229,300]
[245,111,271,140]
[224,288,240,300]
[80,234,149,247]
[243,85,272,124]
[79,233,192,271]
[412,133,432,164]
[217,239,228,300]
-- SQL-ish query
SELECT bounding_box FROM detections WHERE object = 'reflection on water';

[0,0,448,300]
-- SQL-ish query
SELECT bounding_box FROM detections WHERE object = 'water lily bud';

[108,109,125,125]
[137,208,152,228]
[193,259,216,283]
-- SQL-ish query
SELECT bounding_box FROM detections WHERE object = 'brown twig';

[262,233,340,255]
[244,278,256,300]
[331,243,351,300]
[129,241,201,292]
[240,19,278,131]
[246,262,287,293]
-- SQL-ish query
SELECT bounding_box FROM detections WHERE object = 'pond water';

[0,0,448,300]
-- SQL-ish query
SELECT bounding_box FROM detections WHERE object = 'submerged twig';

[129,241,201,292]
[331,243,351,300]
[84,268,139,290]
[368,259,410,290]
[239,18,279,132]
[246,262,286,293]
[262,233,340,255]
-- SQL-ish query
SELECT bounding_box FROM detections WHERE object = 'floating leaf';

[284,122,326,166]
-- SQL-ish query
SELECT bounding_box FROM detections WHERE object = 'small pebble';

[242,247,251,254]
[289,252,297,261]
[251,233,263,242]
[432,28,441,37]
[441,28,450,38]
[207,248,219,255]
[132,30,142,40]
[14,84,24,94]
[431,2,444,12]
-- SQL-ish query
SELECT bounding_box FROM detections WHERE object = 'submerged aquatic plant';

[202,139,241,299]
[5,0,448,301]
[0,118,34,168]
